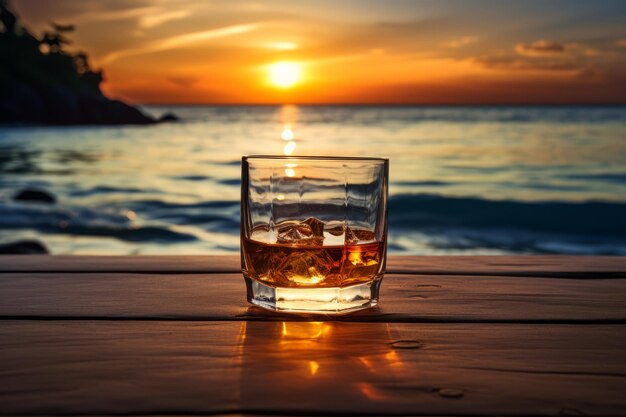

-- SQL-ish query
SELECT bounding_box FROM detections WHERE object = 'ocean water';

[1,105,625,255]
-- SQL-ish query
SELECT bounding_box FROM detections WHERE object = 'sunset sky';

[13,0,626,104]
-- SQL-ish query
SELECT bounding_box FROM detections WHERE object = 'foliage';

[0,0,103,94]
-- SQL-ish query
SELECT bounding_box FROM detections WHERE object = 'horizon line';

[136,102,626,107]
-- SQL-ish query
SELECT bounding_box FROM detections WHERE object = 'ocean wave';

[130,193,626,255]
[69,186,151,197]
[563,173,626,184]
[389,229,626,255]
[389,193,626,237]
[503,182,588,192]
[172,175,212,181]
[124,199,240,232]
[393,180,453,187]
[1,192,625,254]
[385,193,626,255]
[0,202,197,242]
[217,178,241,186]
[125,199,239,210]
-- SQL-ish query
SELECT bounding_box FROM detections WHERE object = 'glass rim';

[243,155,388,162]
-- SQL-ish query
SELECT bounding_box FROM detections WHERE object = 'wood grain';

[1,321,624,416]
[0,254,242,273]
[1,255,625,277]
[1,255,624,416]
[1,272,624,322]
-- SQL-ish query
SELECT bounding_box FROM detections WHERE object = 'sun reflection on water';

[279,105,300,177]
[283,140,296,155]
[281,124,297,175]
[281,125,294,140]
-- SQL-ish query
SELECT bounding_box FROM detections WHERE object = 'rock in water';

[0,240,49,254]
[158,113,180,123]
[13,189,56,204]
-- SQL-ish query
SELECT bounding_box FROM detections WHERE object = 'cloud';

[11,0,155,23]
[515,40,566,56]
[81,6,161,23]
[515,40,603,60]
[577,65,600,80]
[331,77,626,105]
[262,41,298,50]
[443,36,478,48]
[516,40,605,60]
[475,52,581,71]
[167,75,199,87]
[616,39,626,48]
[101,23,259,64]
[139,9,191,29]
[583,47,602,57]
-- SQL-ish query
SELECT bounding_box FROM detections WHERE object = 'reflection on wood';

[1,321,624,416]
[1,255,624,416]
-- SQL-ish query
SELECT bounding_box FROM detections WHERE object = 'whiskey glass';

[241,155,388,314]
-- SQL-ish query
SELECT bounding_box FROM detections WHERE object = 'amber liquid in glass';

[242,228,384,288]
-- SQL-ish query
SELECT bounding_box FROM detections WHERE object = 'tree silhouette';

[0,0,17,35]
[0,0,102,93]
[41,21,74,53]
[0,0,165,124]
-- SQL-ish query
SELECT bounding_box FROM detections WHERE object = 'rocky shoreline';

[0,1,177,126]
[1,82,177,125]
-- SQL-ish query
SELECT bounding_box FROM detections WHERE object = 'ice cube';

[345,246,380,280]
[345,226,376,244]
[277,250,334,285]
[345,259,379,280]
[324,223,344,236]
[344,226,359,244]
[276,217,325,245]
[302,217,325,237]
[277,222,311,242]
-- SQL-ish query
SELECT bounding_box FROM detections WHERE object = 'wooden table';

[1,255,625,416]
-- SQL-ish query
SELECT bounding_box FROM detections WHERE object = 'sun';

[268,62,301,88]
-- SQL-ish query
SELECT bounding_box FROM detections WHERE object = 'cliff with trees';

[0,0,175,125]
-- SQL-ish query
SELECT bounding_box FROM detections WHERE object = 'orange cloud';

[262,41,298,50]
[167,75,200,87]
[515,40,566,56]
[443,36,478,48]
[139,9,191,29]
[101,23,259,64]
[475,53,581,72]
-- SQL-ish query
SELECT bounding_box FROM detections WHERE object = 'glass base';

[244,275,383,314]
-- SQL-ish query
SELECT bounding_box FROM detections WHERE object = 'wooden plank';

[0,321,624,416]
[1,272,624,322]
[0,254,242,273]
[388,255,626,278]
[1,255,625,277]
